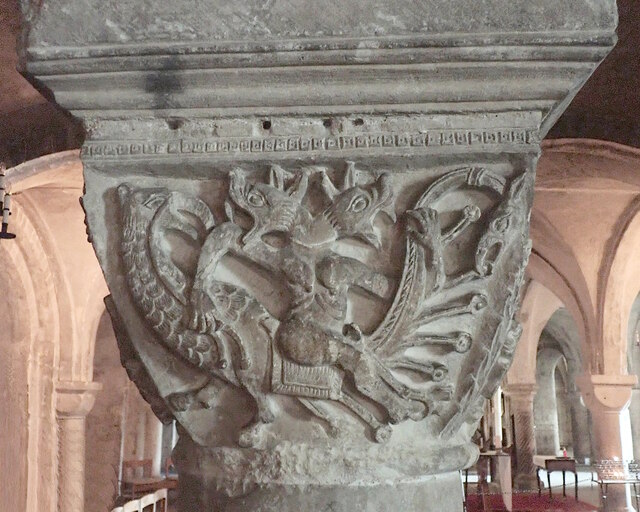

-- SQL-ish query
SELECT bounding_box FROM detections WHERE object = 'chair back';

[111,486,168,512]
[122,500,141,512]
[123,459,152,480]
[154,488,168,512]
[139,492,156,512]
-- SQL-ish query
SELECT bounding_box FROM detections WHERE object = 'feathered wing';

[366,167,508,383]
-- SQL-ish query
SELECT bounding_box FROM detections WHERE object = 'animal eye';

[247,191,265,207]
[349,195,369,213]
[493,216,510,233]
[142,195,164,209]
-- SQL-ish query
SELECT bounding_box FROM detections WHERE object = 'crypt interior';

[1,1,640,512]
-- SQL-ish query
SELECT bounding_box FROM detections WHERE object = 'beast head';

[117,184,172,226]
[321,163,396,249]
[229,165,309,246]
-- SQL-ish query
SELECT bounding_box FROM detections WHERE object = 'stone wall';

[85,312,129,512]
[0,271,28,512]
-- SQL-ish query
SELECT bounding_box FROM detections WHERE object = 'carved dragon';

[117,163,530,445]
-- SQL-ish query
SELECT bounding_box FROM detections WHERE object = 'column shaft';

[58,417,87,512]
[504,384,539,490]
[55,381,101,512]
[591,409,635,512]
[578,374,638,512]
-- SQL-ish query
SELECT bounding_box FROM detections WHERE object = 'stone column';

[534,348,564,455]
[504,383,539,490]
[629,388,640,461]
[55,381,101,512]
[145,410,164,476]
[21,2,617,511]
[578,374,637,512]
[568,388,593,463]
[492,387,504,449]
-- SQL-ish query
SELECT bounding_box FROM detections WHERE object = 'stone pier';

[20,1,617,510]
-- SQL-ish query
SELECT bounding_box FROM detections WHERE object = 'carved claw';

[405,207,441,244]
[188,289,217,334]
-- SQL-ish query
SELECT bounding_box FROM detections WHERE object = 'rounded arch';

[600,198,640,375]
[537,138,640,375]
[529,207,597,373]
[507,279,563,384]
[534,347,567,455]
[1,193,61,512]
[0,151,107,512]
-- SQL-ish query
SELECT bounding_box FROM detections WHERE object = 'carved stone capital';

[576,374,638,413]
[20,1,617,510]
[55,381,102,419]
[503,383,538,404]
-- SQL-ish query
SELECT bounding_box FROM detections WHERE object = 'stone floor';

[464,467,622,511]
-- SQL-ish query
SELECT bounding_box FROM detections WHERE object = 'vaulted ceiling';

[0,0,638,166]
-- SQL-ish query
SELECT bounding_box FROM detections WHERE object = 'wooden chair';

[154,489,168,512]
[139,492,156,512]
[121,459,166,498]
[122,500,141,512]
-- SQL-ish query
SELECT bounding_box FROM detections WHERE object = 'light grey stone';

[18,1,617,510]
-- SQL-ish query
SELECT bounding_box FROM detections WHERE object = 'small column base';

[177,472,464,512]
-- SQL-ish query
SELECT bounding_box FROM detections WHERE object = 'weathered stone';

[19,1,618,510]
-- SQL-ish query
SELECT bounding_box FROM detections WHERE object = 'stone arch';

[600,197,640,375]
[537,138,640,375]
[626,293,640,460]
[528,209,597,373]
[506,279,563,385]
[1,151,107,512]
[1,193,61,512]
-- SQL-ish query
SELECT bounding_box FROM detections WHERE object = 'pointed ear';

[288,170,309,202]
[507,171,530,201]
[376,173,396,222]
[343,161,357,190]
[229,169,246,203]
[269,165,286,191]
[321,171,338,200]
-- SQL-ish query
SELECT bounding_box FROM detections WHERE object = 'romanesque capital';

[55,381,102,419]
[20,1,617,510]
[503,383,538,403]
[577,374,638,413]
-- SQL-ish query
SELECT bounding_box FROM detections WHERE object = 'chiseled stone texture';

[19,1,617,511]
[22,0,617,47]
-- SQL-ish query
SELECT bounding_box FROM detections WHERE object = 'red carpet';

[465,493,597,512]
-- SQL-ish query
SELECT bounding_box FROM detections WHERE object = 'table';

[534,455,578,499]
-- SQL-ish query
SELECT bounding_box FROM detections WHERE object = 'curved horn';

[288,170,309,202]
[343,161,357,190]
[228,168,246,206]
[269,165,286,191]
[376,173,396,222]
